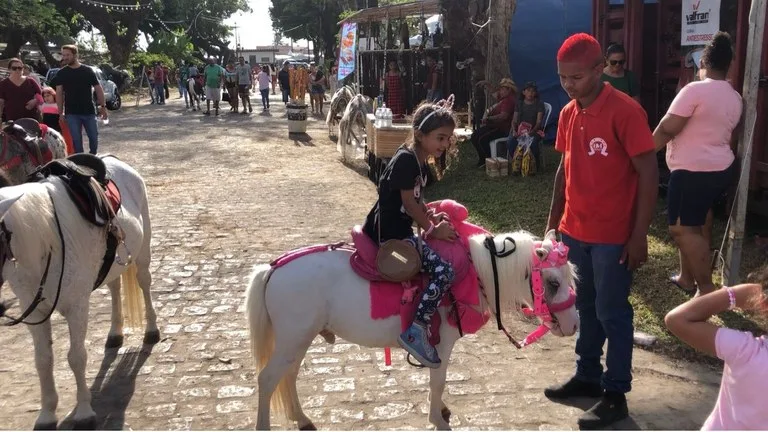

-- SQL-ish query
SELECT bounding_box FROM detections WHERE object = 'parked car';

[44,65,121,111]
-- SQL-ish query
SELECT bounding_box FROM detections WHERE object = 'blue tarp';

[508,0,592,140]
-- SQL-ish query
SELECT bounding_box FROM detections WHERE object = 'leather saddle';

[2,118,53,166]
[30,153,120,228]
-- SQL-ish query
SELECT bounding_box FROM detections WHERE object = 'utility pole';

[724,0,767,284]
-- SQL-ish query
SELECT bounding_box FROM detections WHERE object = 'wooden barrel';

[287,103,308,134]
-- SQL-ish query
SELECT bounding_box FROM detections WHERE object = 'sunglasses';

[609,60,626,66]
[10,66,23,71]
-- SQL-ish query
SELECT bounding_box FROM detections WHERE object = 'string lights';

[78,0,152,11]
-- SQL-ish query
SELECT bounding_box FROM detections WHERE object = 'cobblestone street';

[0,94,722,430]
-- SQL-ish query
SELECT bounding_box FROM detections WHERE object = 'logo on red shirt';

[587,137,609,157]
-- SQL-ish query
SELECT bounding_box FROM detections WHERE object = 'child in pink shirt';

[665,269,768,430]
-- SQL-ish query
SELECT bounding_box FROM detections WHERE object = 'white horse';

[187,77,201,111]
[326,85,355,136]
[338,94,372,160]
[0,157,158,430]
[246,230,579,430]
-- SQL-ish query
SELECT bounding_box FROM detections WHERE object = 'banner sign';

[681,0,721,46]
[338,22,358,81]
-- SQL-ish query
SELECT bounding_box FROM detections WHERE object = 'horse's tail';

[246,264,296,422]
[121,263,145,329]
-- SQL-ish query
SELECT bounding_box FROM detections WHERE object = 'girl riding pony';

[362,101,458,368]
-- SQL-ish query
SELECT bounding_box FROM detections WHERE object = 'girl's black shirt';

[363,146,429,244]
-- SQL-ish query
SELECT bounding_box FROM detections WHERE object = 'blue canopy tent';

[508,0,592,140]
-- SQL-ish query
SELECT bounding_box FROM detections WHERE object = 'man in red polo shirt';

[544,33,658,430]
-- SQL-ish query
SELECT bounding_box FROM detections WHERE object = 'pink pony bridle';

[482,235,576,348]
[519,239,577,346]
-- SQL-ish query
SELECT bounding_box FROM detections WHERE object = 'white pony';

[326,85,355,136]
[187,77,201,111]
[0,157,158,430]
[246,230,579,430]
[338,94,372,160]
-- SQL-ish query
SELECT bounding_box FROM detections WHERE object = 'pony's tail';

[121,263,145,329]
[246,264,296,423]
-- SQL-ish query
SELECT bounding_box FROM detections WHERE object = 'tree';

[270,0,353,63]
[140,0,249,63]
[0,0,71,61]
[442,0,516,87]
[49,0,150,67]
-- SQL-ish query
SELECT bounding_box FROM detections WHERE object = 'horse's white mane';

[3,182,58,268]
[468,231,536,308]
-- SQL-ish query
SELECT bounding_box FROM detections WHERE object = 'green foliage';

[128,51,175,70]
[147,31,196,65]
[270,0,349,61]
[0,0,70,48]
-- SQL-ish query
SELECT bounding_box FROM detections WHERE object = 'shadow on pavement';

[59,345,153,430]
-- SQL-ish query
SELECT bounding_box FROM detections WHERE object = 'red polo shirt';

[555,84,654,244]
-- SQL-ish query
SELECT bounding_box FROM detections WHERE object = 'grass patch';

[428,141,766,361]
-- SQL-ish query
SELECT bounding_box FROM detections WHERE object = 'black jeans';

[471,125,507,163]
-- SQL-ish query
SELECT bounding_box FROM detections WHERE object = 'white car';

[44,65,121,110]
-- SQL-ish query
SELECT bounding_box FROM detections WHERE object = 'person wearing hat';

[470,77,517,167]
[507,81,546,168]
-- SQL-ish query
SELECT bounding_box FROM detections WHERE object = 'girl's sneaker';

[398,322,441,368]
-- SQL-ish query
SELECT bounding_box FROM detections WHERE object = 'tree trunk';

[34,34,59,67]
[441,0,516,84]
[1,32,27,59]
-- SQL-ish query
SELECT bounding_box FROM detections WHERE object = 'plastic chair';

[488,101,553,160]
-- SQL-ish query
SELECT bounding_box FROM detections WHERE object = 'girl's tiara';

[417,94,456,131]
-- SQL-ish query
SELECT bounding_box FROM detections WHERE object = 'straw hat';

[499,78,518,93]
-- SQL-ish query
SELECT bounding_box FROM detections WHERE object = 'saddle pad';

[369,263,489,345]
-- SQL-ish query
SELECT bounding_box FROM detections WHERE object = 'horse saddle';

[349,225,471,284]
[2,118,54,167]
[30,153,121,228]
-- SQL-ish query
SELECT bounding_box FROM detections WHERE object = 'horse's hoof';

[299,422,317,431]
[143,330,161,345]
[33,421,58,430]
[73,416,97,430]
[105,335,124,349]
[441,407,452,423]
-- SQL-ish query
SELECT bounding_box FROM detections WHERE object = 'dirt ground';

[0,93,722,430]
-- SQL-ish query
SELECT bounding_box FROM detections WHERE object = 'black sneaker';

[544,377,603,400]
[578,392,629,430]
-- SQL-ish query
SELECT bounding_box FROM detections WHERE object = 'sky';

[224,0,310,49]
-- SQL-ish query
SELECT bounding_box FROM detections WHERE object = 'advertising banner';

[338,22,358,81]
[681,0,721,46]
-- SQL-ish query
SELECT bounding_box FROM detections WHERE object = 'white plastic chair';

[489,101,553,162]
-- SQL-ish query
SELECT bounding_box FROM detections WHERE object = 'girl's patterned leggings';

[406,236,455,325]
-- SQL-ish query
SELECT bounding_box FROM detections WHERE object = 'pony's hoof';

[299,422,317,431]
[33,421,58,430]
[105,335,124,349]
[441,407,452,423]
[143,330,161,345]
[73,416,97,430]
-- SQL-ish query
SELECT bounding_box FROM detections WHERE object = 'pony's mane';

[2,182,58,267]
[468,230,536,309]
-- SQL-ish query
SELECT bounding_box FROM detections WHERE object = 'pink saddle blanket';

[268,200,491,345]
[350,200,491,344]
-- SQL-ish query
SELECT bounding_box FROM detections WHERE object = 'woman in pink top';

[653,32,742,296]
[665,268,768,430]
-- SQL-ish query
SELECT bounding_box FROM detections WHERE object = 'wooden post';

[724,0,767,285]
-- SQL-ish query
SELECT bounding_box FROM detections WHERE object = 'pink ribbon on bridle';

[519,239,576,346]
